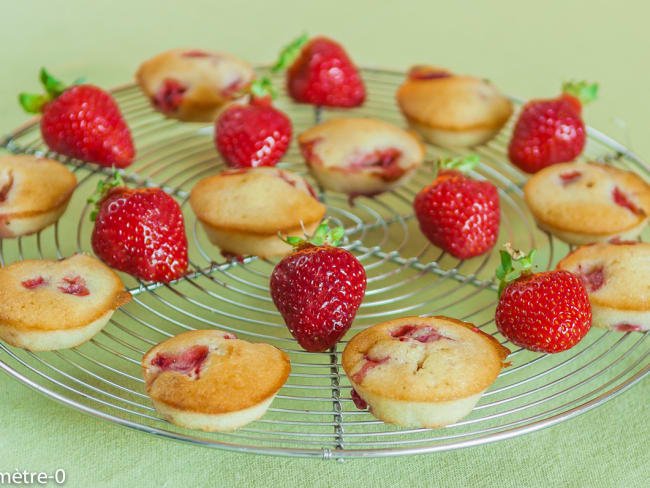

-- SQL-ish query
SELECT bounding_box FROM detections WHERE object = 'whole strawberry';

[414,155,500,259]
[285,35,365,107]
[270,221,366,352]
[89,173,188,283]
[495,246,592,353]
[508,81,597,173]
[19,69,134,168]
[215,81,292,168]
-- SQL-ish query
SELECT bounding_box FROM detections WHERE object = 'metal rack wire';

[0,67,647,459]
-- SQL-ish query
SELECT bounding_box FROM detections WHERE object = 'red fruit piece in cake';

[524,161,650,245]
[557,241,650,332]
[152,344,210,378]
[0,254,131,351]
[342,316,509,426]
[19,69,134,168]
[89,172,188,283]
[396,65,513,147]
[414,155,500,259]
[495,247,591,353]
[391,324,453,343]
[0,155,77,238]
[286,36,365,107]
[136,48,255,122]
[270,220,366,352]
[298,118,424,197]
[142,330,290,432]
[508,81,597,173]
[58,275,90,296]
[215,95,292,169]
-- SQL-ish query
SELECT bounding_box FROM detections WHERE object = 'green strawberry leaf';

[280,218,345,248]
[250,77,278,100]
[562,81,598,105]
[495,245,536,297]
[271,33,309,73]
[18,93,48,114]
[87,170,124,221]
[40,68,67,98]
[440,154,480,173]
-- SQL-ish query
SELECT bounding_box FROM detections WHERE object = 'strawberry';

[495,245,592,353]
[413,155,500,259]
[270,220,366,352]
[282,34,365,107]
[89,172,188,283]
[215,79,292,168]
[19,69,134,168]
[508,81,598,173]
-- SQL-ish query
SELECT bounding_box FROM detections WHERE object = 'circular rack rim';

[0,66,648,459]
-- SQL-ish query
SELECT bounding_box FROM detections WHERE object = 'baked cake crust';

[143,330,290,415]
[396,66,512,147]
[136,48,255,122]
[524,162,650,243]
[0,154,77,237]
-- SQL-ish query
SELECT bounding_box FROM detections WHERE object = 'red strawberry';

[19,69,134,168]
[508,81,597,173]
[495,246,591,353]
[89,173,188,283]
[285,35,365,108]
[270,221,366,352]
[215,78,292,168]
[414,156,500,259]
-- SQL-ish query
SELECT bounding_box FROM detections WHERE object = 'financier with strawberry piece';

[19,69,135,168]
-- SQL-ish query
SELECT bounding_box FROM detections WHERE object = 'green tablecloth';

[1,1,648,486]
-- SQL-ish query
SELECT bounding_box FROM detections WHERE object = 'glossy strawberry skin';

[508,94,585,173]
[270,244,366,352]
[91,187,188,283]
[215,97,292,168]
[414,170,500,259]
[495,270,592,353]
[41,85,134,168]
[287,37,365,108]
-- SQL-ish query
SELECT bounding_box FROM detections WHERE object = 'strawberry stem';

[281,218,345,248]
[495,243,536,297]
[87,170,124,221]
[562,81,598,105]
[439,154,480,173]
[271,33,309,73]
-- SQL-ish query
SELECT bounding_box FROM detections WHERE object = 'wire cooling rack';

[0,67,648,459]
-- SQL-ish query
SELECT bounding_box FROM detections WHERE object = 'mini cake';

[189,167,326,258]
[396,65,513,147]
[524,162,650,244]
[136,48,255,122]
[0,154,76,238]
[342,316,510,428]
[0,254,131,351]
[557,242,650,332]
[298,118,424,197]
[142,329,290,432]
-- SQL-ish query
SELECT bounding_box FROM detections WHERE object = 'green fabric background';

[0,1,648,486]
